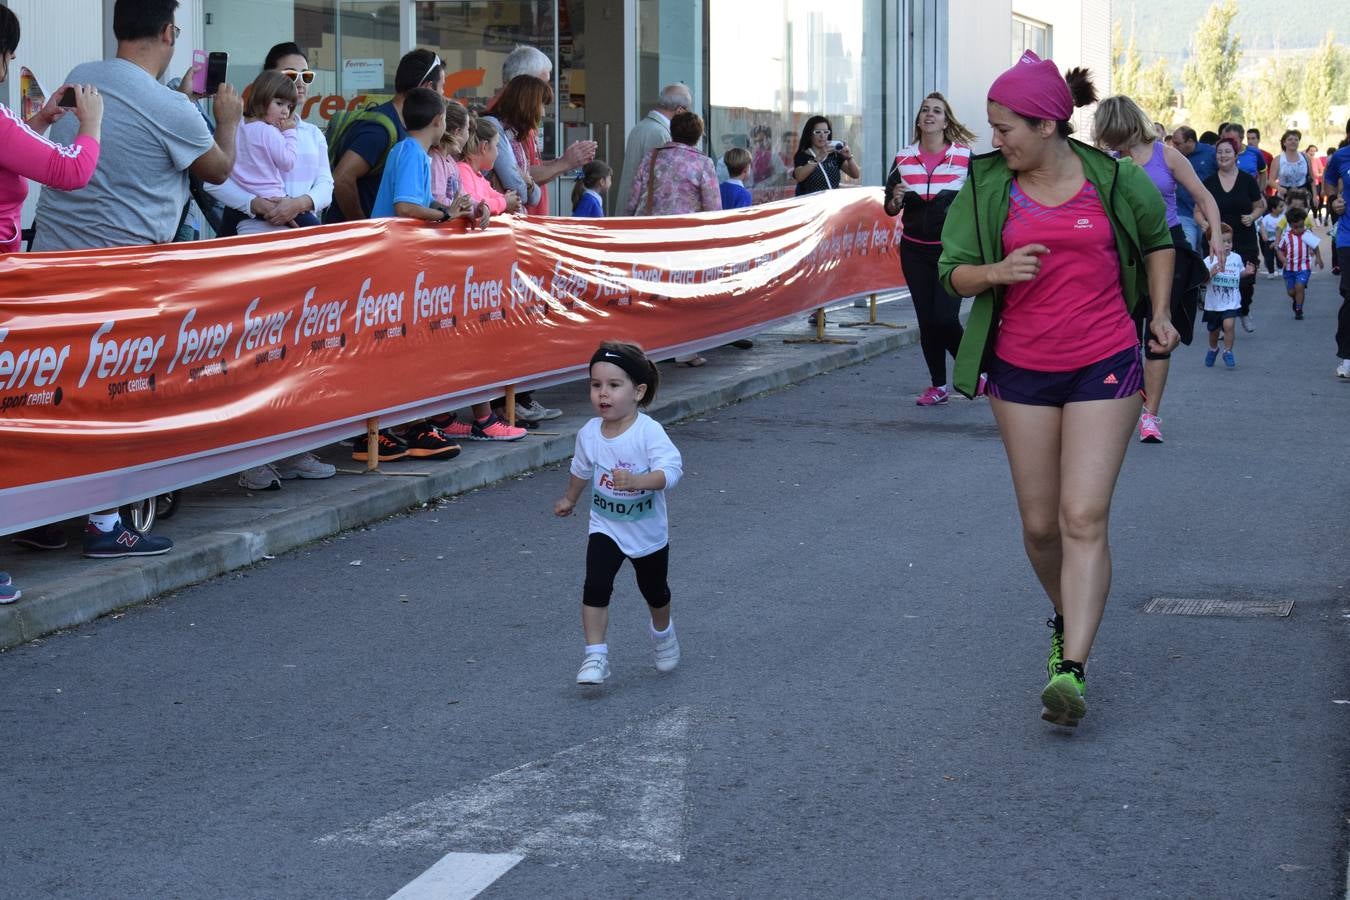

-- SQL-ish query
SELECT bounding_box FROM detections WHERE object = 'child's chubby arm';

[1315,247,1325,269]
[555,474,589,517]
[611,468,666,492]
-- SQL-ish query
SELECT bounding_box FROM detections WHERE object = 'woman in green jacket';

[938,53,1177,728]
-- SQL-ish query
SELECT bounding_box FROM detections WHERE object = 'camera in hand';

[58,87,76,108]
[829,140,845,152]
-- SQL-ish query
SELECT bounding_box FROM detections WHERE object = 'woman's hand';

[28,86,70,132]
[266,196,313,226]
[888,181,909,206]
[1147,316,1180,356]
[250,196,281,218]
[992,244,1049,284]
[1240,212,1254,227]
[553,497,575,517]
[72,85,103,130]
[836,142,852,160]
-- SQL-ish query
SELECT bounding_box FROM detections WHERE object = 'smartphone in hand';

[191,49,208,94]
[58,87,77,107]
[205,52,228,95]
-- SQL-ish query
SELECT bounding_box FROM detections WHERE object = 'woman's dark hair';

[1018,67,1096,138]
[263,42,306,71]
[1279,129,1301,147]
[797,115,831,155]
[402,87,446,132]
[591,341,659,407]
[571,160,612,207]
[670,112,704,146]
[494,74,553,135]
[244,70,298,120]
[0,7,20,59]
[395,48,442,93]
[113,0,180,42]
[1199,130,1219,145]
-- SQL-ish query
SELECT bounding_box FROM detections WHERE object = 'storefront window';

[708,0,888,204]
[204,0,402,125]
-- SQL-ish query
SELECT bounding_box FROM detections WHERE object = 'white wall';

[944,0,1011,152]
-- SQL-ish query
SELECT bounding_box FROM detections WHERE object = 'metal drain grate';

[1143,597,1294,617]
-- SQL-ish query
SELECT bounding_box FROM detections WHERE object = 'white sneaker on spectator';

[273,453,336,480]
[1240,314,1255,333]
[517,398,562,421]
[239,465,282,491]
[1337,359,1350,379]
[576,653,610,684]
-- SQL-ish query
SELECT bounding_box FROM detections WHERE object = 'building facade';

[2,0,1109,219]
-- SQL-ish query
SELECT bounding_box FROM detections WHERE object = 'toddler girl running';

[231,71,318,235]
[554,342,684,685]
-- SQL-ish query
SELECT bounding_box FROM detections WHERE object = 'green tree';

[1301,32,1339,146]
[1113,21,1142,99]
[1135,58,1178,124]
[1244,57,1293,149]
[1180,0,1242,129]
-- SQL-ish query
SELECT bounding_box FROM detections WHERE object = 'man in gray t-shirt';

[19,0,242,561]
[33,3,241,250]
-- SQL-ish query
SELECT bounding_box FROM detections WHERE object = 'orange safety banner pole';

[0,191,905,532]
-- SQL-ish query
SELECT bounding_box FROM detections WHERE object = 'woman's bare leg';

[990,398,1065,615]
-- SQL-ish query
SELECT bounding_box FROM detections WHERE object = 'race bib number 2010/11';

[592,467,655,522]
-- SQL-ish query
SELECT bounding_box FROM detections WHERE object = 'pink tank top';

[995,180,1137,371]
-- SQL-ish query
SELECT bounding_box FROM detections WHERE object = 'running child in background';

[1276,206,1324,320]
[719,147,753,210]
[1203,224,1252,369]
[231,72,317,235]
[1273,188,1310,246]
[1257,196,1282,279]
[554,342,684,686]
[571,160,611,217]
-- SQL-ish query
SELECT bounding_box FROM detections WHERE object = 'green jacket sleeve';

[938,178,984,297]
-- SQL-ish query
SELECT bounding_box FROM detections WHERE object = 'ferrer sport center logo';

[0,327,68,413]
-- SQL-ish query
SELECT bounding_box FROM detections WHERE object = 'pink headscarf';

[988,51,1073,121]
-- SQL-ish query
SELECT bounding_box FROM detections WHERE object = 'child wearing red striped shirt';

[1275,206,1324,319]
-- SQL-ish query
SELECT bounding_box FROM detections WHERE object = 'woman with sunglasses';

[792,116,859,196]
[205,42,333,237]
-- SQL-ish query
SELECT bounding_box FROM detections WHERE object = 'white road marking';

[388,852,523,900]
[320,706,693,864]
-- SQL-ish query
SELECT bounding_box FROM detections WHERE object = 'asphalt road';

[2,274,1347,898]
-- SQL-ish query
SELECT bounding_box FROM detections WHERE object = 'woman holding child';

[207,42,333,237]
[939,52,1176,728]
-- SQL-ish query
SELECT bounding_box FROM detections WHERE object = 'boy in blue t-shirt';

[371,88,453,222]
[719,147,753,210]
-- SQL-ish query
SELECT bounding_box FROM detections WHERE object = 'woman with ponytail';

[938,53,1177,729]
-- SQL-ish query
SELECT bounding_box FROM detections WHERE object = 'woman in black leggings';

[885,92,977,405]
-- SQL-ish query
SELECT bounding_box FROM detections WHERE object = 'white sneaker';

[653,633,680,672]
[576,653,610,684]
[238,465,281,491]
[274,452,336,480]
[517,398,562,421]
[1337,360,1350,379]
[1265,272,1279,280]
[1240,315,1255,333]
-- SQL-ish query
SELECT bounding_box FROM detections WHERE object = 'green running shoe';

[1040,662,1086,727]
[1046,617,1064,678]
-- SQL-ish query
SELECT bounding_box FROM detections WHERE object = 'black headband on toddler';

[589,348,650,387]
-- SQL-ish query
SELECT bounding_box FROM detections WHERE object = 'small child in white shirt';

[555,342,684,686]
[1256,196,1282,277]
[1203,224,1255,368]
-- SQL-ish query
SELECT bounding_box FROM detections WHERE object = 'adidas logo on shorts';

[1103,373,1119,385]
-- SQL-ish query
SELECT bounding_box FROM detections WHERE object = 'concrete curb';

[0,319,920,650]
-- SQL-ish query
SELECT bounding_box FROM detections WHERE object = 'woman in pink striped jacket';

[0,7,103,254]
[884,92,976,406]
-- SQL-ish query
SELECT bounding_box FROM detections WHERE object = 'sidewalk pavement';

[0,293,921,650]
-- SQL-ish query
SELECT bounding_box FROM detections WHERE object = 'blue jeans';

[1178,215,1201,253]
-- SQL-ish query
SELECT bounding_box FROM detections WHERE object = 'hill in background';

[1116,0,1331,64]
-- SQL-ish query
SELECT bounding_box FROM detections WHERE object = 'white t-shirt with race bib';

[570,413,683,557]
[1203,253,1245,312]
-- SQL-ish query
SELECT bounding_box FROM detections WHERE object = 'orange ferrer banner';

[0,190,905,533]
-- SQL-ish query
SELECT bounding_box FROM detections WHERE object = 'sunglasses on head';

[281,68,316,84]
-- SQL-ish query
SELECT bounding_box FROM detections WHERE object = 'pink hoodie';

[0,105,100,252]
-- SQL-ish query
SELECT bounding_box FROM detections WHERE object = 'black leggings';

[1237,248,1257,316]
[900,238,963,386]
[582,533,670,609]
[1258,237,1277,274]
[1337,246,1350,358]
